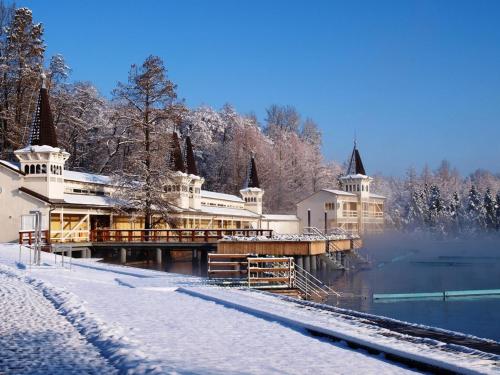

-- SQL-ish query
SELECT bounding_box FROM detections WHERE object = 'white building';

[297,143,385,234]
[0,80,299,243]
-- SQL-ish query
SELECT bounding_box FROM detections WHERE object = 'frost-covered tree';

[111,55,184,230]
[0,6,45,157]
[483,188,496,230]
[495,192,500,231]
[466,185,484,231]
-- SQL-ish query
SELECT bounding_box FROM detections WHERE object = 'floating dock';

[373,288,500,301]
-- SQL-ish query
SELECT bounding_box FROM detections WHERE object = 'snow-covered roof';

[261,214,299,221]
[340,174,370,179]
[369,193,386,199]
[322,189,356,196]
[240,187,262,193]
[64,170,112,185]
[200,190,244,203]
[63,193,115,207]
[0,160,21,173]
[198,206,259,218]
[14,145,67,154]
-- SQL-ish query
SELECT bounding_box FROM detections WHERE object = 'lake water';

[119,233,500,342]
[316,233,500,341]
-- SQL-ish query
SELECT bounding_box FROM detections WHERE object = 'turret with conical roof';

[185,135,198,176]
[340,140,372,199]
[240,153,264,214]
[170,131,185,173]
[346,141,366,176]
[29,74,59,148]
[15,74,69,200]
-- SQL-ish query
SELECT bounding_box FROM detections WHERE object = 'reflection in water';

[314,233,500,341]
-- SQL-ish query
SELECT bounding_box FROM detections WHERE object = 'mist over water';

[318,232,500,341]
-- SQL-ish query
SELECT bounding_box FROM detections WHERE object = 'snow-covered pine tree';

[483,188,496,230]
[496,192,500,231]
[447,191,462,234]
[467,185,485,232]
[428,184,444,232]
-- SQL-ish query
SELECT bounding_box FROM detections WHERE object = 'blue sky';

[17,0,500,176]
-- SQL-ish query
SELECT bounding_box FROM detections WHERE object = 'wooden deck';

[217,238,360,256]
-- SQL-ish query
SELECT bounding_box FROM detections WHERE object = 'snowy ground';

[0,244,498,374]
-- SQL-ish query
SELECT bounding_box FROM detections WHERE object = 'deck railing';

[19,230,50,245]
[89,229,273,243]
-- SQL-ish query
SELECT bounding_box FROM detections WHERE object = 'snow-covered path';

[0,270,117,375]
[2,244,497,374]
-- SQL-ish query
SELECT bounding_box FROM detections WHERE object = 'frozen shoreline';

[1,243,499,374]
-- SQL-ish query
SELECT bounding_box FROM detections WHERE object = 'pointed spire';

[245,153,260,188]
[185,135,198,176]
[346,141,366,175]
[170,131,185,172]
[28,73,58,148]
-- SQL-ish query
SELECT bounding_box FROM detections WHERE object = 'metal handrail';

[294,263,341,298]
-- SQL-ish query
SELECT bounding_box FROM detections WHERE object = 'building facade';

[0,81,298,243]
[296,144,385,234]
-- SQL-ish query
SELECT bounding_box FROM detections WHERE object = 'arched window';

[36,165,41,174]
[24,165,29,174]
[30,165,35,174]
[42,164,47,174]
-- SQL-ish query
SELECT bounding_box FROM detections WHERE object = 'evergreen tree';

[448,191,462,233]
[467,185,484,231]
[483,188,496,230]
[495,192,500,231]
[428,184,443,230]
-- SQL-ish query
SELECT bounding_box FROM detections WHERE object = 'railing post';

[28,231,32,245]
[204,230,208,242]
[191,230,195,242]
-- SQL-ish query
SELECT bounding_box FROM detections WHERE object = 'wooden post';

[156,248,162,264]
[120,248,127,264]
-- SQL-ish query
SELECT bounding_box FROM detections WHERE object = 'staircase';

[292,263,340,301]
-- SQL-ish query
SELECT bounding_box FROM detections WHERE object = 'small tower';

[339,141,372,198]
[185,135,204,210]
[240,154,264,215]
[15,74,69,200]
[165,131,190,209]
[339,141,373,233]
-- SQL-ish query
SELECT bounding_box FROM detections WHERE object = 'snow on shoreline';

[1,243,498,374]
[0,264,163,374]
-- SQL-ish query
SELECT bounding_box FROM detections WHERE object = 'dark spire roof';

[245,154,260,188]
[170,132,185,172]
[29,75,58,148]
[346,141,366,175]
[185,135,198,176]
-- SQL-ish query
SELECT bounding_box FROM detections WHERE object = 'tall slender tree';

[112,55,184,230]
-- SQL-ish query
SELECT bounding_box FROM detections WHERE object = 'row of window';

[24,164,63,175]
[164,185,201,194]
[345,184,369,192]
[72,188,107,196]
[244,197,261,203]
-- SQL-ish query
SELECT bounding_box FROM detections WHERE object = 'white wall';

[260,219,299,234]
[0,168,49,243]
[296,191,338,233]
